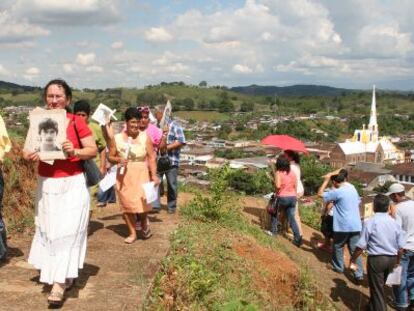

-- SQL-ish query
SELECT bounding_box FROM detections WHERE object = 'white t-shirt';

[396,199,414,251]
[290,163,304,198]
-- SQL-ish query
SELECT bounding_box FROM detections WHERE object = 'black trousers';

[367,255,397,311]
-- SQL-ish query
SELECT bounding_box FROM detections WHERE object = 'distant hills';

[0,80,40,92]
[230,84,354,96]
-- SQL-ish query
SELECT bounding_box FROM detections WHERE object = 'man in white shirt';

[387,183,414,310]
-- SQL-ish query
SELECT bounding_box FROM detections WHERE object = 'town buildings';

[330,86,405,168]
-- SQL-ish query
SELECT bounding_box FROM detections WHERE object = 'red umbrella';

[261,134,308,154]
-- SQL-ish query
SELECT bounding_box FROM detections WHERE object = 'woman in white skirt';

[24,79,97,307]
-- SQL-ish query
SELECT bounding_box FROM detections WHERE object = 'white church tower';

[368,85,379,142]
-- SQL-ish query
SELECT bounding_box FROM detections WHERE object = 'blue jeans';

[271,196,301,242]
[152,166,178,211]
[393,250,414,308]
[332,231,363,279]
[97,186,116,204]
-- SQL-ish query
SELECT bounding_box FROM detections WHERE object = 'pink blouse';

[277,171,297,197]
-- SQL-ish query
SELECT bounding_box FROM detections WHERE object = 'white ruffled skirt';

[28,173,90,284]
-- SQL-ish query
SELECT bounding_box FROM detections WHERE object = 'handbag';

[266,194,279,215]
[157,153,171,174]
[73,120,103,187]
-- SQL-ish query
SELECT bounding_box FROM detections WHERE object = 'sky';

[1,0,414,90]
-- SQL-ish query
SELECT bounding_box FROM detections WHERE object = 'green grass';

[146,223,262,310]
[146,169,333,310]
[299,203,322,231]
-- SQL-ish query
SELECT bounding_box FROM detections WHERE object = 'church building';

[329,86,405,168]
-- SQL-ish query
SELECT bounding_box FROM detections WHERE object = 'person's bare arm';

[167,141,184,151]
[101,123,116,150]
[23,150,39,162]
[63,136,97,160]
[274,171,281,191]
[318,174,332,198]
[99,149,106,175]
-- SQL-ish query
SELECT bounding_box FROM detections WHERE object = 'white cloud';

[63,63,74,73]
[23,66,40,80]
[111,41,123,49]
[85,65,103,73]
[0,64,9,75]
[26,67,39,75]
[0,10,49,43]
[233,64,253,74]
[358,23,414,56]
[144,27,174,42]
[13,0,121,26]
[76,53,96,66]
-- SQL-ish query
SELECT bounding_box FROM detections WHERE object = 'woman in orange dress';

[108,107,159,243]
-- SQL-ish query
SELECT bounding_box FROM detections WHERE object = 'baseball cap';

[385,183,405,196]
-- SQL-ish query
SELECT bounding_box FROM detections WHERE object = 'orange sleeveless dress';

[115,131,151,214]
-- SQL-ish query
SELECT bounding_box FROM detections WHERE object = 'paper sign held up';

[91,103,117,126]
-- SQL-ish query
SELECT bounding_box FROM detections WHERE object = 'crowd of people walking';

[266,149,414,311]
[11,78,186,307]
[0,78,413,310]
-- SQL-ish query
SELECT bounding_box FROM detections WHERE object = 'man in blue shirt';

[350,194,405,311]
[152,105,186,214]
[318,169,364,282]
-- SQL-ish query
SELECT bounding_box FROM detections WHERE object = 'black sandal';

[65,278,75,291]
[47,291,64,307]
[142,228,152,240]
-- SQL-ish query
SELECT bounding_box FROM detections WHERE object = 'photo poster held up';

[159,100,172,130]
[24,107,66,161]
[91,103,117,126]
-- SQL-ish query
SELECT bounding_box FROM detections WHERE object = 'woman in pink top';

[272,155,302,247]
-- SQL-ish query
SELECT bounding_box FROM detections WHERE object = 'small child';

[316,174,337,252]
[317,201,334,252]
[350,194,405,311]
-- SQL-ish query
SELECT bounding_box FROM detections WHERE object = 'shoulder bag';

[266,193,279,215]
[73,120,103,187]
[157,152,171,174]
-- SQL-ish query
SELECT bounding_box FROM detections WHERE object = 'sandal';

[47,289,65,307]
[124,235,137,244]
[65,278,75,291]
[142,228,152,240]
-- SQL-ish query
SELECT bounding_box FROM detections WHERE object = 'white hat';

[385,183,405,196]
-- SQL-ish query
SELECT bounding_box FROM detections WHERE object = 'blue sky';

[1,0,414,90]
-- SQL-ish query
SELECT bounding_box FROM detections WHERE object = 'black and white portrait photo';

[24,107,66,161]
[36,118,62,152]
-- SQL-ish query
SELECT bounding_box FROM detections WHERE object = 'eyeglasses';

[46,94,65,101]
[138,106,150,113]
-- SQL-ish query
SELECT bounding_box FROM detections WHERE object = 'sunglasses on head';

[138,106,150,113]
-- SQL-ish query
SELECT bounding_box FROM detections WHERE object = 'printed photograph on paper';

[91,103,116,126]
[24,108,67,161]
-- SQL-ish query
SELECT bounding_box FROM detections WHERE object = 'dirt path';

[0,194,192,311]
[242,196,374,311]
